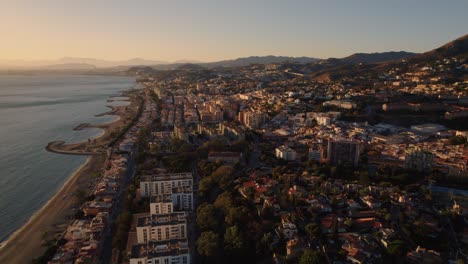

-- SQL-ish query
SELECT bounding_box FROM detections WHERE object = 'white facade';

[150,201,173,216]
[275,145,297,161]
[130,241,190,264]
[136,213,187,244]
[140,173,193,197]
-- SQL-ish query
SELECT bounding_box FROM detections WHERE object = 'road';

[248,134,262,169]
[101,153,136,264]
[188,162,201,263]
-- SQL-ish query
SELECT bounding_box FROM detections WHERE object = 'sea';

[0,74,135,242]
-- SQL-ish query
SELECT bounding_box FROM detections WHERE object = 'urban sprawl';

[46,47,468,264]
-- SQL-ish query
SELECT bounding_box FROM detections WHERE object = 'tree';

[305,223,320,240]
[199,177,214,198]
[224,225,247,257]
[225,206,250,226]
[214,191,235,213]
[211,165,235,184]
[197,203,219,231]
[197,231,221,258]
[219,173,235,191]
[387,240,407,257]
[299,250,321,264]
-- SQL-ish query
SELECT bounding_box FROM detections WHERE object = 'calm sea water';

[0,74,135,242]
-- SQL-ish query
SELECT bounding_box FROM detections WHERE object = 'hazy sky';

[1,0,467,62]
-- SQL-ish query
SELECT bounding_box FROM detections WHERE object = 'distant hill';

[339,51,417,64]
[126,66,158,76]
[410,34,468,62]
[0,57,168,69]
[176,63,206,71]
[308,34,468,82]
[201,55,320,68]
[39,63,96,70]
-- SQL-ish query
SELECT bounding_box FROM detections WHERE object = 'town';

[44,35,467,264]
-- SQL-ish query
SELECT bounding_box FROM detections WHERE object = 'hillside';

[309,34,468,82]
[201,55,320,68]
[340,51,417,64]
[410,34,468,62]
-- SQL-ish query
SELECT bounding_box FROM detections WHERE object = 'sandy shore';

[0,89,141,264]
[0,155,105,263]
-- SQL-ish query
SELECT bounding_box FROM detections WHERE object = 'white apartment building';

[140,173,193,197]
[136,212,187,244]
[150,195,174,215]
[130,240,190,264]
[275,145,297,161]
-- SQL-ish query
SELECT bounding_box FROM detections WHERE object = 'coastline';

[0,156,90,247]
[0,88,139,264]
[0,155,103,263]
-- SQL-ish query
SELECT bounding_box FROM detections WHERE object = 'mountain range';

[0,57,178,69]
[0,53,418,71]
[2,34,467,72]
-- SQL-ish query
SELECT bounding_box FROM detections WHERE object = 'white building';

[136,212,187,244]
[140,173,193,197]
[130,240,190,264]
[130,172,193,264]
[150,195,174,215]
[275,145,297,161]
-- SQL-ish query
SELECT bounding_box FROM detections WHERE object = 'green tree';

[197,231,221,258]
[299,250,321,264]
[219,173,235,191]
[197,203,219,230]
[387,240,407,257]
[225,206,250,226]
[199,177,214,197]
[224,225,247,257]
[305,223,320,240]
[214,191,235,212]
[211,165,235,184]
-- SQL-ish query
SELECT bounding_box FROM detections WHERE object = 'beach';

[0,89,140,264]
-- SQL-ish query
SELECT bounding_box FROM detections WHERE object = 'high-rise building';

[129,240,190,264]
[130,173,193,264]
[140,173,194,211]
[238,110,266,129]
[327,139,360,167]
[135,212,187,244]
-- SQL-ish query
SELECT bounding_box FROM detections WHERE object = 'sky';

[0,0,467,62]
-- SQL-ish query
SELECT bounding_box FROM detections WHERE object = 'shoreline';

[0,88,140,264]
[46,91,137,155]
[0,156,91,248]
[0,155,103,264]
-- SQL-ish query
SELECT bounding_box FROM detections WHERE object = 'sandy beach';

[0,89,140,264]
